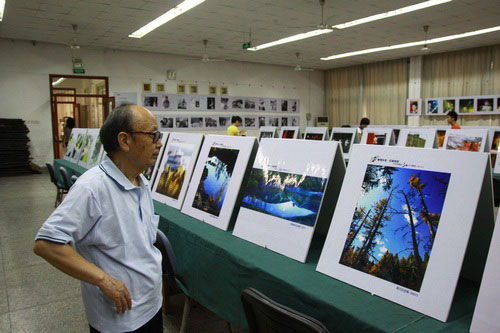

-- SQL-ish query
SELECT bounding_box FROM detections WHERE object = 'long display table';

[53,159,479,332]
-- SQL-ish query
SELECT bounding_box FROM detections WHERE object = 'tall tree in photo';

[409,174,436,241]
[343,207,370,253]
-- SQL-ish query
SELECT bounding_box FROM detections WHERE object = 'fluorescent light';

[52,78,66,86]
[0,0,6,21]
[332,0,452,30]
[321,26,500,61]
[128,0,206,38]
[247,29,332,51]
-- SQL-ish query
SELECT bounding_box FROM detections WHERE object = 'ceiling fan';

[186,39,225,62]
[421,25,431,52]
[293,52,315,71]
[292,0,332,30]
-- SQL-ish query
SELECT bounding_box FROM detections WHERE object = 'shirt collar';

[100,157,149,191]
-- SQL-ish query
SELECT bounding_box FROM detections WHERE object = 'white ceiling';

[1,0,500,70]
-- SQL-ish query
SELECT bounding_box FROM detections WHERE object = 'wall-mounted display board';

[78,129,99,168]
[360,128,395,146]
[470,208,500,332]
[304,127,329,141]
[152,133,204,210]
[423,94,500,116]
[156,114,300,131]
[330,128,359,160]
[143,133,169,186]
[317,144,493,322]
[64,128,88,164]
[142,93,300,113]
[181,135,257,231]
[443,128,489,153]
[397,128,437,149]
[280,126,301,139]
[406,99,422,116]
[258,127,277,141]
[233,139,345,262]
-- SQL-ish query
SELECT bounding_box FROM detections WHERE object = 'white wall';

[0,39,325,166]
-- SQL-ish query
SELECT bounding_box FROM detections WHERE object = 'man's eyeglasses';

[128,131,163,143]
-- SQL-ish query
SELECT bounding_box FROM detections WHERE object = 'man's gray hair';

[99,104,136,155]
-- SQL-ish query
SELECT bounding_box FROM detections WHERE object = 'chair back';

[155,229,178,289]
[71,175,78,185]
[241,288,329,333]
[59,167,72,191]
[46,163,58,185]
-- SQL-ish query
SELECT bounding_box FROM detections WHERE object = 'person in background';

[358,117,370,136]
[33,104,164,332]
[227,115,246,136]
[63,117,75,148]
[447,111,460,129]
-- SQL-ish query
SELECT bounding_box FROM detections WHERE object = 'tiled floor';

[0,172,236,333]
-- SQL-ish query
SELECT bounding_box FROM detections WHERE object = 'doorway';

[49,75,115,159]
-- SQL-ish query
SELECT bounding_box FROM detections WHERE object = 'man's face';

[360,124,367,129]
[127,108,163,171]
[235,120,241,127]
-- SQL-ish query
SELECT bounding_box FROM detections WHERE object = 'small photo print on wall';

[232,98,244,110]
[219,116,230,127]
[143,94,158,108]
[209,85,217,95]
[176,117,189,128]
[290,100,298,112]
[268,117,279,127]
[477,98,494,112]
[190,84,198,94]
[406,99,421,116]
[281,100,288,112]
[443,99,456,113]
[207,97,216,110]
[281,117,288,127]
[190,117,204,128]
[245,99,256,110]
[291,117,299,126]
[459,98,474,113]
[177,84,186,94]
[220,97,229,111]
[143,82,152,92]
[426,99,439,114]
[258,116,266,128]
[205,117,218,128]
[159,116,174,129]
[244,117,256,128]
[177,96,188,110]
[220,86,228,95]
[258,99,266,111]
[156,83,165,92]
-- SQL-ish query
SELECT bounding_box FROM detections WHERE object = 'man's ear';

[117,131,131,152]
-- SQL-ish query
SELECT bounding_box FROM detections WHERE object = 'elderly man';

[33,105,164,332]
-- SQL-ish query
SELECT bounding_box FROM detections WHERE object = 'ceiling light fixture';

[52,78,66,86]
[332,0,452,30]
[0,0,6,21]
[247,0,451,51]
[128,0,206,38]
[247,29,332,51]
[321,25,500,61]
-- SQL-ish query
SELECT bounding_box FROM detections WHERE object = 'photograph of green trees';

[340,164,451,292]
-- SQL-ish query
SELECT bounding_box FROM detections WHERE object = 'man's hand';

[98,275,132,314]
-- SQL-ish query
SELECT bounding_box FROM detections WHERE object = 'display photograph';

[477,98,494,112]
[405,133,426,148]
[245,99,255,110]
[282,130,295,139]
[160,117,174,129]
[497,98,500,111]
[459,98,474,113]
[192,147,240,216]
[340,164,451,292]
[155,143,195,200]
[427,99,439,114]
[436,130,446,148]
[332,132,353,153]
[162,95,171,109]
[190,97,202,109]
[79,134,95,163]
[232,99,243,109]
[446,134,482,151]
[408,100,419,114]
[281,100,288,112]
[258,117,266,127]
[281,117,288,127]
[268,117,279,127]
[220,97,229,110]
[259,131,274,140]
[241,168,327,226]
[207,97,216,110]
[143,96,158,108]
[245,117,255,127]
[367,133,386,145]
[305,133,324,140]
[177,97,187,110]
[443,99,455,113]
[258,99,266,111]
[290,100,298,112]
[270,99,278,111]
[89,136,103,165]
[491,131,500,151]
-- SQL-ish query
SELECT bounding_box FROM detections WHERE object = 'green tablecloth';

[54,159,478,332]
[154,202,478,332]
[53,159,87,184]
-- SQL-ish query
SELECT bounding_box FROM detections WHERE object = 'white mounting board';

[443,128,489,152]
[330,127,359,160]
[304,127,329,141]
[279,126,300,139]
[258,126,278,141]
[233,139,342,262]
[181,135,256,231]
[317,145,490,322]
[360,127,395,146]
